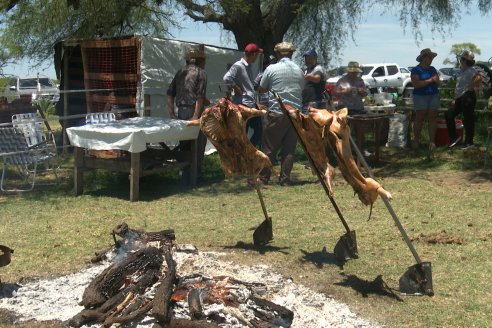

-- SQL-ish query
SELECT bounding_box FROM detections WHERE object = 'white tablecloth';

[365,104,396,114]
[67,117,200,153]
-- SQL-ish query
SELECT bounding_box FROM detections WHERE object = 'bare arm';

[166,95,177,119]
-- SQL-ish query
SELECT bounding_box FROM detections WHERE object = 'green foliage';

[442,42,482,67]
[0,0,177,62]
[34,98,56,116]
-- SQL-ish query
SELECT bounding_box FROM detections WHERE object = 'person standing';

[302,48,327,112]
[166,45,208,181]
[410,48,441,154]
[332,61,368,114]
[223,43,263,147]
[258,41,305,186]
[446,50,482,149]
[332,61,369,156]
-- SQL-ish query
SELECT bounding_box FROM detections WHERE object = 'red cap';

[244,43,263,53]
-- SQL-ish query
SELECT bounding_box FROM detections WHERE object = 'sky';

[4,4,492,78]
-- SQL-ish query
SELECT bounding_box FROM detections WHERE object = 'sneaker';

[448,136,461,148]
[460,143,475,150]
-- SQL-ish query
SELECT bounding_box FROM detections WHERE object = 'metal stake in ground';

[272,92,358,261]
[350,136,434,296]
[252,183,273,246]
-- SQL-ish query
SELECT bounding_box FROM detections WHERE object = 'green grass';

[1,133,492,327]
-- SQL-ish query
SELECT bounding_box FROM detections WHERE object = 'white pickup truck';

[326,63,413,97]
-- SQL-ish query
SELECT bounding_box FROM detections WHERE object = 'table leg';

[354,121,364,166]
[74,147,84,196]
[130,152,140,202]
[374,120,382,162]
[190,139,197,186]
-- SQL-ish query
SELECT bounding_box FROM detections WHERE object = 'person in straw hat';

[257,41,305,186]
[445,50,482,149]
[410,48,441,156]
[332,61,369,156]
[333,61,368,114]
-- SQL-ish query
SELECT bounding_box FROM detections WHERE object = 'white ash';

[0,250,379,328]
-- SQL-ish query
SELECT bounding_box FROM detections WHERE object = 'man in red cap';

[223,43,263,147]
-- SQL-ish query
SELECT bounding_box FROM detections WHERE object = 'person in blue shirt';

[411,48,442,155]
[257,42,305,186]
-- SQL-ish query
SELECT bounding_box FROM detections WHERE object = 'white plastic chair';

[0,127,59,192]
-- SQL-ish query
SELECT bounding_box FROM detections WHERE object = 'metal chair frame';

[11,112,59,171]
[0,127,59,192]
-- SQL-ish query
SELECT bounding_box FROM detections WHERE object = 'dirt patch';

[412,230,464,245]
[425,170,492,189]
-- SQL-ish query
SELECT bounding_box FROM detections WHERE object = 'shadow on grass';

[334,274,403,301]
[299,246,344,270]
[223,241,290,255]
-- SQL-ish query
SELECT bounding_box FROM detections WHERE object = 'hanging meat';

[188,98,272,178]
[283,104,335,195]
[313,107,392,209]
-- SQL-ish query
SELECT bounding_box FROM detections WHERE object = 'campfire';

[68,223,295,327]
[0,223,379,328]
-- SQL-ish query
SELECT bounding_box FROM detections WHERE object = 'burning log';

[91,223,175,263]
[70,247,163,327]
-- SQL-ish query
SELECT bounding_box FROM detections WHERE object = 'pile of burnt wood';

[69,223,293,328]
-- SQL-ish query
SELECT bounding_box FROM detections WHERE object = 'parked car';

[325,63,412,97]
[438,67,460,79]
[3,75,60,104]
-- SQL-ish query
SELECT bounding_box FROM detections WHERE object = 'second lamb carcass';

[314,107,392,212]
[188,98,272,178]
[283,104,335,195]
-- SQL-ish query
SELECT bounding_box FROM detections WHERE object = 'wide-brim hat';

[274,42,296,54]
[187,45,206,60]
[460,50,475,62]
[346,61,362,73]
[416,48,437,62]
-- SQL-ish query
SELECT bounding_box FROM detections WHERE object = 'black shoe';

[448,136,461,148]
[279,179,294,186]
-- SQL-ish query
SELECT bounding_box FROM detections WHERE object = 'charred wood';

[152,248,177,323]
[81,247,163,309]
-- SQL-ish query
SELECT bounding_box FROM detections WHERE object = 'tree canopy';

[443,42,482,67]
[1,0,491,69]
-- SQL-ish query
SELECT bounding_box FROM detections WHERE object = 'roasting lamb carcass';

[188,98,272,178]
[320,107,392,212]
[283,104,335,195]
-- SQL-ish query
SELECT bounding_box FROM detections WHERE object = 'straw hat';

[346,61,362,73]
[274,42,296,54]
[416,48,437,62]
[460,50,475,63]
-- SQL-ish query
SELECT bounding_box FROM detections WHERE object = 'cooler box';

[435,119,463,146]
